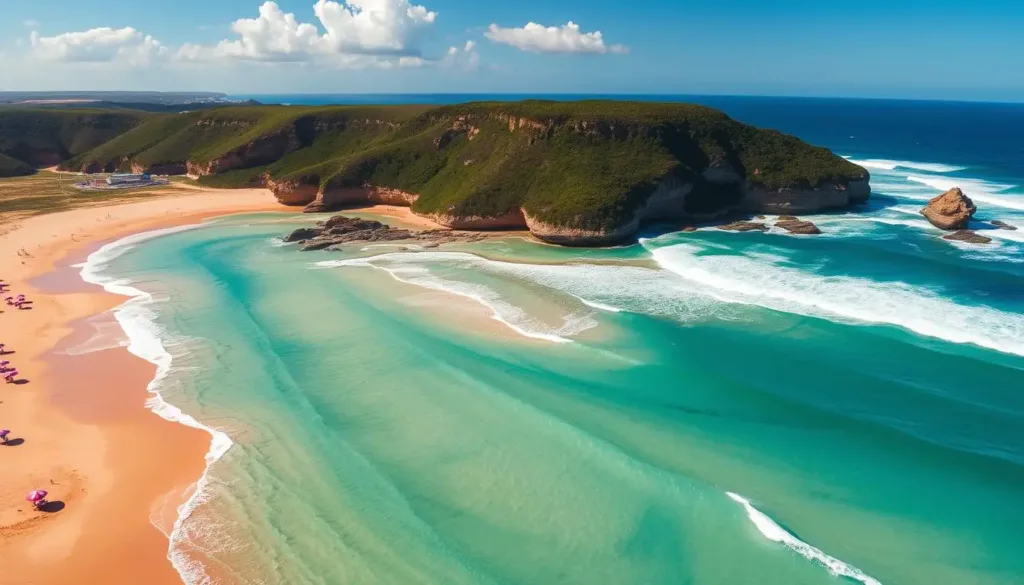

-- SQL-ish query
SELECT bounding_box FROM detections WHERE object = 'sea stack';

[921,187,976,230]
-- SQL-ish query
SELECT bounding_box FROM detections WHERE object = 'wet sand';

[0,188,286,584]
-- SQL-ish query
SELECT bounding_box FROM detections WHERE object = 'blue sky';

[2,0,1022,101]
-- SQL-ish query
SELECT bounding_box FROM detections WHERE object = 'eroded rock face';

[187,130,300,179]
[921,187,976,230]
[741,179,870,214]
[428,209,526,230]
[304,185,421,213]
[275,170,865,246]
[266,176,318,206]
[522,210,639,247]
[942,230,991,244]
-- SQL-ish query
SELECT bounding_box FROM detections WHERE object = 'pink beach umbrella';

[26,490,47,503]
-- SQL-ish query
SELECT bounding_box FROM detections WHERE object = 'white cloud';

[485,21,627,55]
[314,0,435,54]
[178,0,438,67]
[444,39,479,69]
[29,27,168,65]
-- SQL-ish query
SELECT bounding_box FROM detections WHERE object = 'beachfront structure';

[106,173,151,185]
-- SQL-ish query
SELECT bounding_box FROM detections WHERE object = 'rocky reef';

[942,230,992,244]
[775,215,823,235]
[284,215,491,251]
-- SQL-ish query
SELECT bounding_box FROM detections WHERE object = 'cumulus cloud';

[29,27,167,65]
[178,0,438,66]
[485,21,627,55]
[444,40,479,69]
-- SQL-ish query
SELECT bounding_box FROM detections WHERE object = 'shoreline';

[0,188,289,584]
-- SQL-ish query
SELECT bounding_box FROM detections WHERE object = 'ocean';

[83,96,1024,585]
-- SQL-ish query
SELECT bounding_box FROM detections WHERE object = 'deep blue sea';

[83,95,1024,584]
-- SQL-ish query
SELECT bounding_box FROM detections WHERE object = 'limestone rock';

[921,187,976,230]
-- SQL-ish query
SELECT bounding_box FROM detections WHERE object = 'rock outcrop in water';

[991,220,1018,231]
[942,230,992,244]
[775,216,822,235]
[285,215,491,251]
[718,221,769,232]
[921,187,976,230]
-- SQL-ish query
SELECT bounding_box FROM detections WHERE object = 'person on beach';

[4,371,17,383]
[0,429,9,444]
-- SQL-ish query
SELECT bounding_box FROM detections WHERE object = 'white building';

[106,173,151,185]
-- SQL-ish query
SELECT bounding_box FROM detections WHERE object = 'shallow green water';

[86,211,1024,585]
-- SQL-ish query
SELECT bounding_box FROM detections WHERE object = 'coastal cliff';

[5,101,870,245]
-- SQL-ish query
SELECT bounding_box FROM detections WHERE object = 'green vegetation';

[0,152,32,177]
[0,101,868,229]
[0,109,149,175]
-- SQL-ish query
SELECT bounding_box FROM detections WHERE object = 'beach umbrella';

[0,429,9,438]
[26,490,47,503]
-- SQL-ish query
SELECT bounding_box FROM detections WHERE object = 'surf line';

[79,222,232,585]
[726,492,883,585]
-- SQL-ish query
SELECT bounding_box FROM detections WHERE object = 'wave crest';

[727,492,883,585]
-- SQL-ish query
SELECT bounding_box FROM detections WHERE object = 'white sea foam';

[647,243,1024,357]
[79,223,232,585]
[320,255,597,343]
[573,296,624,313]
[846,157,966,174]
[726,492,883,585]
[60,318,129,355]
[318,252,727,336]
[907,175,1024,211]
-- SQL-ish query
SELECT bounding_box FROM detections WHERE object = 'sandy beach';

[0,188,291,584]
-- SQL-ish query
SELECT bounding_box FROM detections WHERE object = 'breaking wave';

[727,492,883,585]
[907,175,1024,211]
[846,157,966,174]
[645,242,1024,357]
[317,254,598,343]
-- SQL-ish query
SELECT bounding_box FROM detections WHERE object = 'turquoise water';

[79,173,1024,585]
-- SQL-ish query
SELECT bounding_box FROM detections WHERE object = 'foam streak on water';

[79,223,233,585]
[645,242,1024,357]
[726,493,883,585]
[318,255,596,343]
[845,157,966,174]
